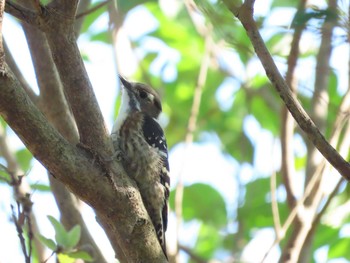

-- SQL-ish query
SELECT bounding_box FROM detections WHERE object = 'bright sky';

[1,0,349,262]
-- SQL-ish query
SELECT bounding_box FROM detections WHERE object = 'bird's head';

[119,76,162,119]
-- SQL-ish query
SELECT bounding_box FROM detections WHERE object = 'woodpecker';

[111,76,170,258]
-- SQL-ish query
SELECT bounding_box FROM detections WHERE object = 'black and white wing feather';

[142,115,170,251]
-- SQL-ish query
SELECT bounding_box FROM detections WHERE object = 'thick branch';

[0,68,84,185]
[5,1,40,26]
[41,7,109,153]
[19,14,107,261]
[49,0,78,18]
[224,1,350,180]
[74,0,91,35]
[0,67,167,262]
[0,0,4,72]
[4,39,38,102]
[3,2,169,261]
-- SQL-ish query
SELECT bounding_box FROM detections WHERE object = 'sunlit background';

[2,0,350,262]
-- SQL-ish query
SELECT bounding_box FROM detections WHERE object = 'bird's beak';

[119,75,132,91]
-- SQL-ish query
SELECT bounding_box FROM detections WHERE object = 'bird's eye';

[139,90,148,99]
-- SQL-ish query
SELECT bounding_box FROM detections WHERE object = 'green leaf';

[30,183,51,192]
[250,96,280,135]
[326,70,341,139]
[328,237,350,260]
[238,177,288,240]
[0,169,10,183]
[249,74,269,89]
[313,224,339,249]
[66,251,93,261]
[170,183,227,226]
[47,216,70,249]
[271,0,298,7]
[15,148,33,172]
[80,2,108,34]
[266,31,289,55]
[117,0,157,13]
[0,116,6,128]
[89,30,111,43]
[295,155,306,171]
[57,253,75,263]
[38,235,57,251]
[194,223,222,259]
[212,88,253,163]
[66,225,81,249]
[40,0,51,4]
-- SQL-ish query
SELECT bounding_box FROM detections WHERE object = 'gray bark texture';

[1,1,168,262]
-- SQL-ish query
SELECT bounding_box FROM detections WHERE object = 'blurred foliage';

[108,0,349,262]
[39,216,92,262]
[2,0,350,262]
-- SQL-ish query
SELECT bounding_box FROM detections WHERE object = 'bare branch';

[5,1,39,26]
[48,0,78,19]
[270,171,281,238]
[11,204,31,263]
[76,0,110,19]
[314,178,344,227]
[223,1,350,180]
[244,0,255,9]
[0,67,167,261]
[262,162,325,262]
[0,125,46,261]
[174,28,213,261]
[74,0,91,35]
[3,40,38,102]
[29,0,42,15]
[179,244,208,263]
[21,20,107,262]
[281,0,307,208]
[281,1,337,261]
[41,5,110,155]
[0,67,93,198]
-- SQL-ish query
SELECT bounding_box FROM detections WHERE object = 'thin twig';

[76,0,110,19]
[313,178,344,227]
[43,251,55,263]
[0,119,45,261]
[174,29,213,261]
[178,244,208,263]
[261,162,325,262]
[262,80,350,262]
[270,170,281,237]
[11,204,31,263]
[26,210,33,260]
[223,0,350,180]
[280,0,307,209]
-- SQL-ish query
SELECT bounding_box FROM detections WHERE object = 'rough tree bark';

[1,1,168,262]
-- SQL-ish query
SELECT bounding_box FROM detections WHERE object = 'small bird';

[111,76,170,258]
